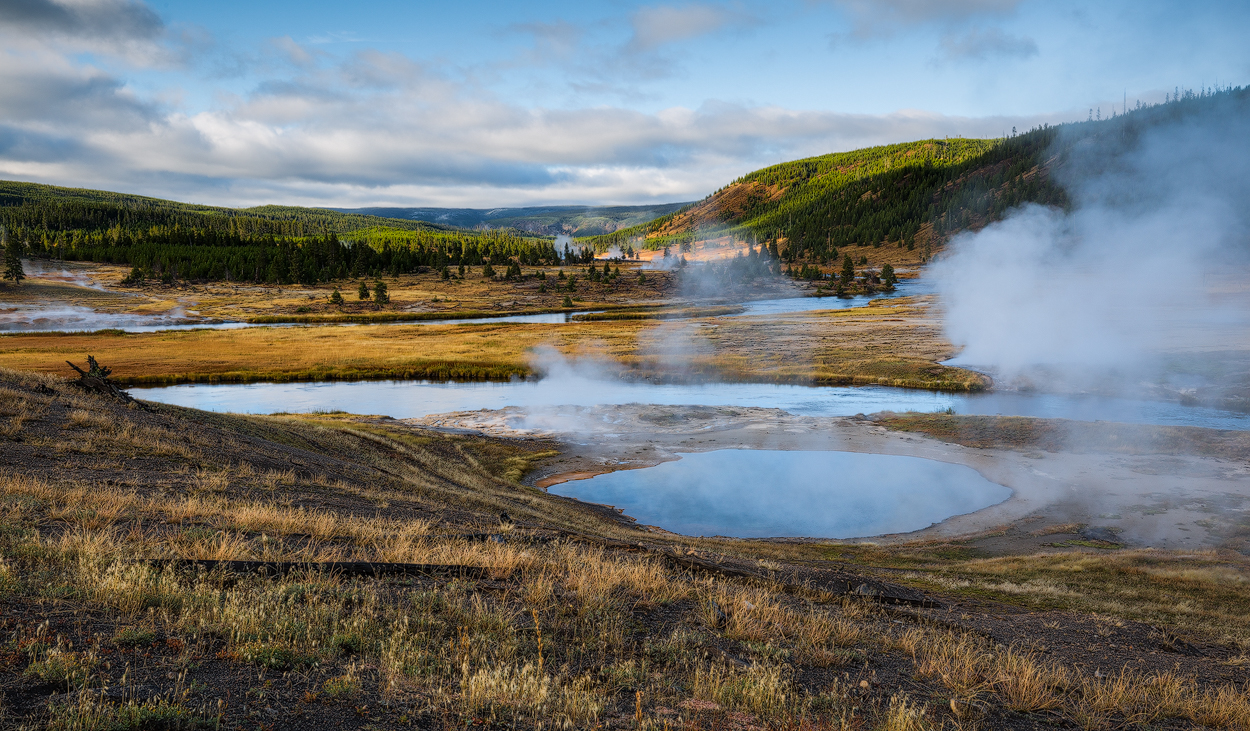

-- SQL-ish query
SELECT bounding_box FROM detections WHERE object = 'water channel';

[134,377,1250,431]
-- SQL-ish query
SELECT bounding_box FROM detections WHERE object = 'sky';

[0,0,1247,209]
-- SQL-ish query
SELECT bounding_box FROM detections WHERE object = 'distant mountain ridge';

[333,203,692,237]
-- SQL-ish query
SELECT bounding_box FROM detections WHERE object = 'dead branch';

[65,355,136,404]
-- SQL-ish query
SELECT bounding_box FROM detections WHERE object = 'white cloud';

[270,36,319,68]
[938,26,1037,61]
[827,0,1023,35]
[629,3,750,50]
[507,20,583,60]
[0,3,1072,209]
[0,55,1070,207]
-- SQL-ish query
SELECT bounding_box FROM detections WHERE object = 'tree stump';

[65,356,137,404]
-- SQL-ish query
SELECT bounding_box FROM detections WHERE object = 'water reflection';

[548,449,1012,538]
[133,378,1250,431]
[732,277,932,317]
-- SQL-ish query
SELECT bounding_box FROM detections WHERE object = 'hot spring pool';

[547,449,1012,538]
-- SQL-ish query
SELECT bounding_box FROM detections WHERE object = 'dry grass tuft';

[691,662,794,717]
[911,633,991,695]
[462,662,603,728]
[878,693,933,731]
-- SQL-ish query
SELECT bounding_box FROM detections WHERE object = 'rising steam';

[933,93,1250,398]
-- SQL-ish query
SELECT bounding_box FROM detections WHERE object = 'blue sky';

[1,0,1247,208]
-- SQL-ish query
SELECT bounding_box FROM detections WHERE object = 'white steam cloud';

[933,98,1250,394]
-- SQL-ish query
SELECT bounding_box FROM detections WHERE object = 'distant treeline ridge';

[0,182,592,283]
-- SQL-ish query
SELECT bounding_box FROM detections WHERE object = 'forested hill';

[581,133,1062,261]
[0,180,456,237]
[0,181,576,284]
[581,85,1248,265]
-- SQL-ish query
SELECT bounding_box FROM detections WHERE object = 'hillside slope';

[0,180,453,238]
[583,85,1249,266]
[582,133,1062,262]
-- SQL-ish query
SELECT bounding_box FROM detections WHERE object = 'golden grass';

[994,649,1067,712]
[912,634,992,695]
[3,261,679,323]
[0,293,985,391]
[9,485,1250,729]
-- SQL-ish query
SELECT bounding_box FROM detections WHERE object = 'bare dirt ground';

[411,405,1250,553]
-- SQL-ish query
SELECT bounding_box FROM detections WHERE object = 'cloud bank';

[0,0,1135,208]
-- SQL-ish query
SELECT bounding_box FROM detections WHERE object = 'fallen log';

[66,355,136,405]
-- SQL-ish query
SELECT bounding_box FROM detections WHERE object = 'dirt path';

[411,405,1250,551]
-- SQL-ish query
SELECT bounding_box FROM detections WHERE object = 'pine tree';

[841,254,854,283]
[358,281,370,300]
[880,263,897,288]
[373,279,389,305]
[2,228,24,284]
[330,287,344,305]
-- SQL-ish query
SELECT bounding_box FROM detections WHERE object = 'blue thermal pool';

[547,448,1013,538]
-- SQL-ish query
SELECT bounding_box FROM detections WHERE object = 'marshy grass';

[0,298,988,391]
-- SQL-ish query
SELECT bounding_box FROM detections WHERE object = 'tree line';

[0,181,589,284]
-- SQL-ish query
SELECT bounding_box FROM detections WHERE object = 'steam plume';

[933,92,1250,400]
